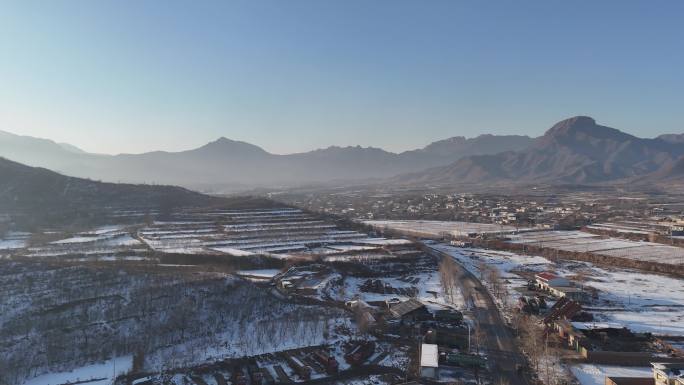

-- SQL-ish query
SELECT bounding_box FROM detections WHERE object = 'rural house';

[389,298,431,322]
[535,272,571,291]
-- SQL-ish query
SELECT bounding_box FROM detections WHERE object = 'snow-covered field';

[570,364,652,385]
[508,231,684,265]
[211,247,256,256]
[363,219,530,237]
[556,262,684,336]
[22,356,132,385]
[236,269,281,278]
[52,226,141,246]
[0,232,30,250]
[586,223,650,235]
[138,208,405,259]
[40,210,407,263]
[0,226,149,260]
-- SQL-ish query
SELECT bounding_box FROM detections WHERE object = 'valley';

[3,3,683,384]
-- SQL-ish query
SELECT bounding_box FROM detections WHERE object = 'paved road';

[423,244,532,385]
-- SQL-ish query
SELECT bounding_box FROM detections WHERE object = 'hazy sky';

[1,1,682,155]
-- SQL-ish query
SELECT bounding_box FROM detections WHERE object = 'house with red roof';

[535,272,571,291]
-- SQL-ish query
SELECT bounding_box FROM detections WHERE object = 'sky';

[0,1,682,155]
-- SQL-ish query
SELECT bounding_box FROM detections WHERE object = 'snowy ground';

[51,226,141,247]
[586,223,650,235]
[363,219,531,237]
[556,261,684,336]
[0,232,30,250]
[138,208,399,259]
[2,226,146,259]
[236,269,282,278]
[570,364,652,385]
[508,230,684,266]
[144,316,354,373]
[3,209,410,262]
[22,356,132,385]
[2,259,355,385]
[342,272,464,310]
[428,242,551,308]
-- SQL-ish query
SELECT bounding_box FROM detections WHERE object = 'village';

[282,190,684,234]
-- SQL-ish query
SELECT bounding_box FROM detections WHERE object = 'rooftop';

[390,298,425,318]
[536,272,558,281]
[605,377,654,385]
[652,362,684,376]
[420,344,439,368]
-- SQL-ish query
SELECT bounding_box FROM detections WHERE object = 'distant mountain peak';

[58,142,87,154]
[539,116,635,145]
[197,137,269,155]
[211,136,242,145]
[545,116,597,135]
[437,136,467,144]
[564,115,596,125]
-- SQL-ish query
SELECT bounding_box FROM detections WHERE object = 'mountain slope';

[404,134,532,159]
[0,157,228,227]
[393,116,684,186]
[58,142,88,154]
[640,155,684,182]
[658,133,684,144]
[0,129,533,191]
[0,130,89,172]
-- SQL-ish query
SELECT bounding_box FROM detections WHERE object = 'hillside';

[0,157,263,228]
[658,134,684,144]
[392,116,684,186]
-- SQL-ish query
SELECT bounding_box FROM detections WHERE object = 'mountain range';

[2,117,683,192]
[0,130,532,192]
[393,116,684,186]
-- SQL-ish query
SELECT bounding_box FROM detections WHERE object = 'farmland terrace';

[137,208,409,260]
[0,208,413,265]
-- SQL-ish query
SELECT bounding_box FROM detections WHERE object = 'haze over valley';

[3,116,684,193]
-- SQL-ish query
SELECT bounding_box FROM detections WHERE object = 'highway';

[422,243,532,385]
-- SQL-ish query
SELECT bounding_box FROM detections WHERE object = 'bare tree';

[439,257,458,304]
[473,322,486,355]
[518,315,543,372]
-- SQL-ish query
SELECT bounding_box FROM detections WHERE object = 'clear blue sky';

[1,1,682,154]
